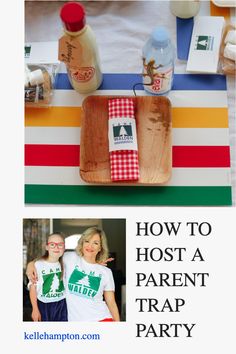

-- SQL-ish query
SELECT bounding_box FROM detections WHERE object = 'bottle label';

[69,67,95,83]
[108,117,138,152]
[58,35,83,66]
[143,61,173,94]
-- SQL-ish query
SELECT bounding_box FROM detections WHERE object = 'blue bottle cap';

[151,27,170,48]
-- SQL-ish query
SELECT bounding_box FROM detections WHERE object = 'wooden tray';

[80,95,172,185]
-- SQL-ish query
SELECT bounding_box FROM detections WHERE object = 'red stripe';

[25,145,80,166]
[25,145,230,167]
[173,146,230,167]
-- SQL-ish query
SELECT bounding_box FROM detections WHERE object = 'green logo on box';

[24,45,31,58]
[113,124,133,138]
[195,36,214,51]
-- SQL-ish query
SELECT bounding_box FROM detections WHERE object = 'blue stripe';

[176,17,193,60]
[55,73,226,91]
[172,74,226,90]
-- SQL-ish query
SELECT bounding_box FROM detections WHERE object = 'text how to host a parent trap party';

[132,217,232,339]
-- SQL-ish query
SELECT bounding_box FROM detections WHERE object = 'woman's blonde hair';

[76,227,109,263]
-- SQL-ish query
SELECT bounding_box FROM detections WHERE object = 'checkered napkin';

[108,98,140,181]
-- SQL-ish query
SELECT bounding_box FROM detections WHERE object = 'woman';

[26,227,120,322]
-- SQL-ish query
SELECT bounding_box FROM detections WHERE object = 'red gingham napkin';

[108,98,140,181]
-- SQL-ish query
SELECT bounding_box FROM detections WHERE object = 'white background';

[3,206,236,353]
[1,1,236,353]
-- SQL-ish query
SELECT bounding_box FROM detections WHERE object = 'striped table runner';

[25,73,232,205]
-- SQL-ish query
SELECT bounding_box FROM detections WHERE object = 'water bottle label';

[143,66,173,94]
[108,117,138,152]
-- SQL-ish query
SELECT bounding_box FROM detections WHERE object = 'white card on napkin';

[186,16,225,73]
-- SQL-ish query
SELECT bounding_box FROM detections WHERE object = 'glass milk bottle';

[170,0,200,19]
[59,2,102,94]
[142,27,175,95]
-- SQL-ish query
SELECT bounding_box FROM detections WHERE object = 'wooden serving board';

[80,95,172,185]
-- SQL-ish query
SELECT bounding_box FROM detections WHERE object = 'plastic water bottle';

[142,27,175,95]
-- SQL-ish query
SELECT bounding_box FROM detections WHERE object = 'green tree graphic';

[50,273,60,292]
[79,275,90,287]
[68,267,102,292]
[42,272,63,294]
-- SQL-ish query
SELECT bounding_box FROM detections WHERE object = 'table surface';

[25,0,236,206]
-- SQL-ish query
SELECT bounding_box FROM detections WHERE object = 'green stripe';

[25,185,232,206]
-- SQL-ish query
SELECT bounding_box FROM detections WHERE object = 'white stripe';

[25,166,231,186]
[173,128,230,146]
[25,127,81,145]
[168,90,227,107]
[166,168,231,187]
[25,127,229,146]
[25,166,87,186]
[51,89,227,108]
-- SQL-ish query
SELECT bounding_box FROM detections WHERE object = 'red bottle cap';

[60,2,86,32]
